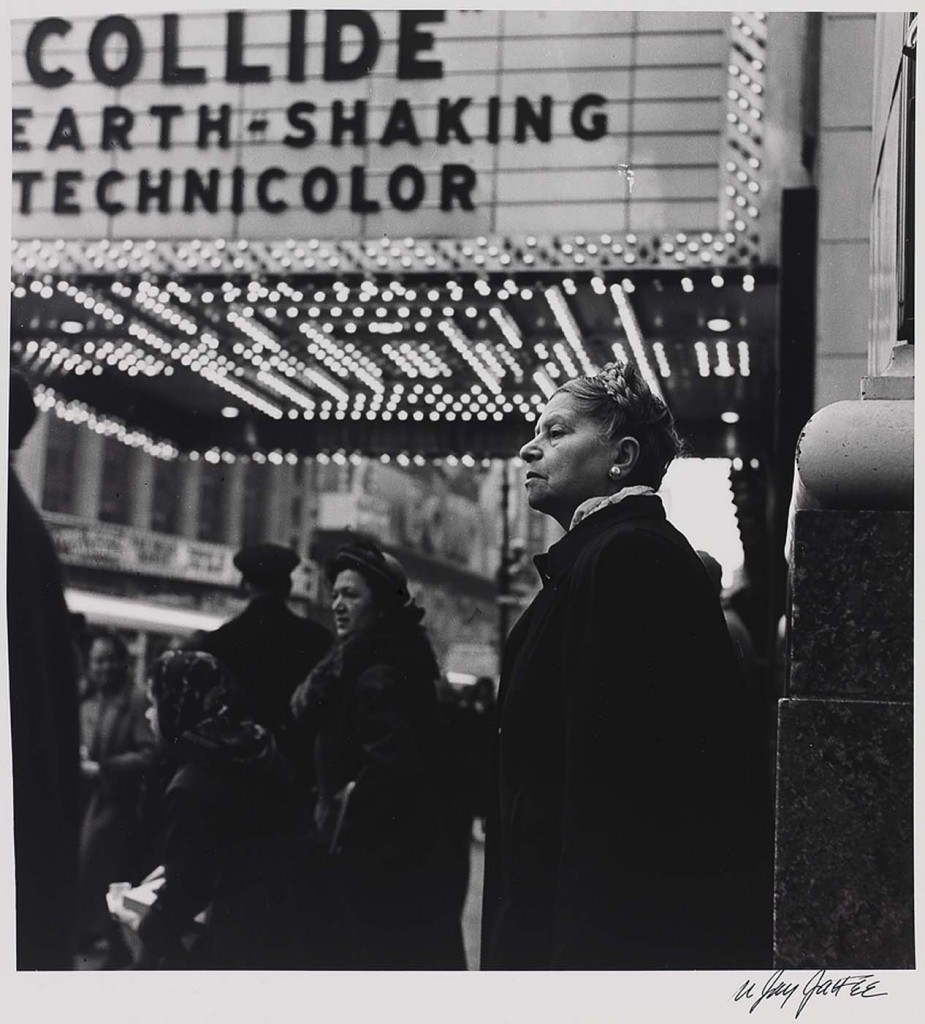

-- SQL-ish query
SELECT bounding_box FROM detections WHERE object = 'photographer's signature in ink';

[733,969,887,1018]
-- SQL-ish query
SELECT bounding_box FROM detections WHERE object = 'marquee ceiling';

[11,249,776,463]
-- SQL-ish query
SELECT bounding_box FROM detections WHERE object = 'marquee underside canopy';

[11,239,775,464]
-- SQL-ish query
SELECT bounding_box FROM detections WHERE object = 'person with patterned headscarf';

[137,650,345,969]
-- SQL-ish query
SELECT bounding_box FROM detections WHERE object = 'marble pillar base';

[789,510,913,698]
[774,698,914,968]
[775,508,914,968]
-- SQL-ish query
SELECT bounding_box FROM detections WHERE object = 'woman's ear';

[610,436,640,480]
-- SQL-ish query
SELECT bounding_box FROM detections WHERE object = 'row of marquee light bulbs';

[10,227,752,278]
[18,267,754,462]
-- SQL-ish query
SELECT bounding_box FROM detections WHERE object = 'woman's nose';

[519,437,540,462]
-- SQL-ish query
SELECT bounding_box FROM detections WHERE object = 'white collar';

[569,486,657,531]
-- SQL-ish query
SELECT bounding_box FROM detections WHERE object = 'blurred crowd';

[7,370,495,971]
[8,362,770,973]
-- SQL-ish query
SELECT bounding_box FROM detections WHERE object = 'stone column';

[74,427,104,520]
[178,457,202,539]
[774,393,914,969]
[128,450,155,530]
[267,462,294,545]
[222,460,246,548]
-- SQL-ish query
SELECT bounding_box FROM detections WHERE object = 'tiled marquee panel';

[12,10,733,240]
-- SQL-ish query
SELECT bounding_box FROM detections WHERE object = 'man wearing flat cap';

[190,543,332,757]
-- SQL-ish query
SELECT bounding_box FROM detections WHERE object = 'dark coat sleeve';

[6,470,81,969]
[551,531,767,968]
[336,665,429,857]
[137,768,221,960]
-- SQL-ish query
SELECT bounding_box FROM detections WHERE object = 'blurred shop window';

[151,459,182,535]
[317,460,349,492]
[41,416,78,514]
[196,463,226,542]
[98,438,132,525]
[241,460,267,546]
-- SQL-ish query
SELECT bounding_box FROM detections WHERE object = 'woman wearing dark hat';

[290,538,466,969]
[481,360,773,971]
[136,650,346,969]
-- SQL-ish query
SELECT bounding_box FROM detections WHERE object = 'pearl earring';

[609,467,621,480]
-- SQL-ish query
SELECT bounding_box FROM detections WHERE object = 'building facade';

[14,415,503,684]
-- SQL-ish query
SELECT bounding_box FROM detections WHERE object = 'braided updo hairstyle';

[556,360,684,488]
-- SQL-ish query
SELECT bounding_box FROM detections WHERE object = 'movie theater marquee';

[11,9,728,240]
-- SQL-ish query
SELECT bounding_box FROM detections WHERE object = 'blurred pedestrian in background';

[136,650,346,969]
[482,360,773,970]
[77,630,156,967]
[6,369,81,969]
[697,550,757,684]
[69,611,91,698]
[451,676,495,829]
[291,538,466,969]
[190,542,332,787]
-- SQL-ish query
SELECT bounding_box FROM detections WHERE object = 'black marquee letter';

[53,170,83,214]
[571,93,608,141]
[301,168,338,212]
[96,170,126,214]
[349,166,380,213]
[324,11,379,81]
[101,107,134,150]
[256,168,288,213]
[397,11,444,80]
[183,169,220,213]
[12,109,33,151]
[379,99,421,146]
[284,102,317,148]
[89,16,143,88]
[436,97,472,144]
[26,18,73,88]
[48,107,83,151]
[388,165,425,211]
[226,12,271,84]
[13,172,43,214]
[288,10,308,82]
[440,163,476,211]
[514,95,552,143]
[162,14,205,84]
[138,169,172,212]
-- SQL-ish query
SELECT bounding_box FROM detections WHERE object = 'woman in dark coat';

[137,650,346,969]
[78,631,156,964]
[481,360,773,971]
[290,539,466,969]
